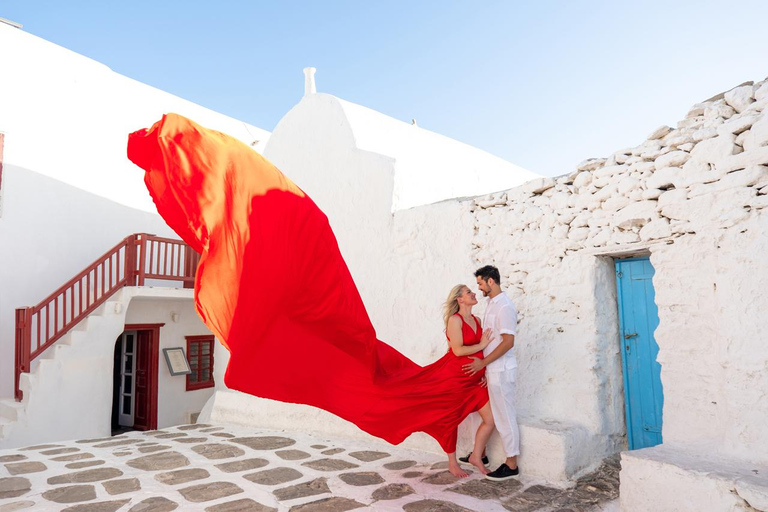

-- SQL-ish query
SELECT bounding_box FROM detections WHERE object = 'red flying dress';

[127,113,487,452]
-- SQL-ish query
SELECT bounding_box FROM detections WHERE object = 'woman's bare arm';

[447,316,489,356]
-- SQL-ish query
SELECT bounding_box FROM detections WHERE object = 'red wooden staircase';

[14,233,199,401]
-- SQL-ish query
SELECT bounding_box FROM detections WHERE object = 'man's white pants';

[486,368,520,458]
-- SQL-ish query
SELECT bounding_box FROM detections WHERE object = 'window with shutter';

[185,335,215,391]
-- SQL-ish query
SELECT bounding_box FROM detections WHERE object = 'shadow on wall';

[594,254,627,448]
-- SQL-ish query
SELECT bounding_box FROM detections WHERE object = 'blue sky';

[3,1,767,177]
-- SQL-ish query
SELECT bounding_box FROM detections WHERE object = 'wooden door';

[616,257,664,450]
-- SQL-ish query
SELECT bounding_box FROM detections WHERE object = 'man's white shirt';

[482,292,518,373]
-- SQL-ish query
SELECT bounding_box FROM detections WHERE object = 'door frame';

[614,256,663,450]
[124,323,163,431]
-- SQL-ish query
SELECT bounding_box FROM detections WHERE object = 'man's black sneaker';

[458,453,489,467]
[485,463,519,481]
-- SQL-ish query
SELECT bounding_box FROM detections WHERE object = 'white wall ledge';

[620,445,768,511]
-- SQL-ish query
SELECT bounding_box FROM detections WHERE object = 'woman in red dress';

[439,284,496,477]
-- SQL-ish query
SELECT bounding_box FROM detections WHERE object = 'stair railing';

[14,233,199,401]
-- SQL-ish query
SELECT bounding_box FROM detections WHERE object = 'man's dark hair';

[474,265,501,285]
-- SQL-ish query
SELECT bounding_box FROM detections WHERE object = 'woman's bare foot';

[468,454,490,475]
[448,461,469,478]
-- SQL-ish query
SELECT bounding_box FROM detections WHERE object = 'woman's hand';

[479,327,493,349]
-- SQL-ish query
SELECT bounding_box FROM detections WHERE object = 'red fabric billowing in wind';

[127,113,487,452]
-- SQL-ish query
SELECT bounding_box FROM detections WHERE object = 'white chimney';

[303,67,317,96]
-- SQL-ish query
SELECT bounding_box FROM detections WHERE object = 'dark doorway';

[111,323,162,434]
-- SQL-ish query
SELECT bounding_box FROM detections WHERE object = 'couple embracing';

[441,265,520,481]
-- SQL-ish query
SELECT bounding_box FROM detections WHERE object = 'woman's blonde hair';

[443,284,468,327]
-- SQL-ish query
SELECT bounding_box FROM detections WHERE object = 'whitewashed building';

[2,19,767,511]
[205,79,768,508]
[0,20,270,447]
[0,22,535,453]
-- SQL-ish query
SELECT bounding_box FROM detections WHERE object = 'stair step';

[0,416,13,441]
[20,370,37,394]
[0,416,12,440]
[83,315,104,328]
[69,314,104,333]
[19,372,33,404]
[41,344,71,360]
[0,400,23,421]
[92,301,113,316]
[66,330,88,347]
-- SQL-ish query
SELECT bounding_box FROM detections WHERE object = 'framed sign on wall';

[162,347,192,376]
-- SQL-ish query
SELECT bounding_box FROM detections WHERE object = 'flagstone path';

[0,423,619,511]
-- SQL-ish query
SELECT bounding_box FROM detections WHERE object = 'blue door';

[615,257,663,450]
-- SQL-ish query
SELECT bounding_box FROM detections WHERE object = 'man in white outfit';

[463,264,520,480]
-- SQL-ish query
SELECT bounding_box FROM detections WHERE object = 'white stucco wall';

[263,93,482,368]
[275,94,539,212]
[0,288,213,449]
[0,24,270,400]
[124,297,216,428]
[0,23,270,214]
[0,167,173,399]
[649,215,768,463]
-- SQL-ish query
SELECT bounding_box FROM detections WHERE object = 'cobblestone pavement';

[0,423,619,511]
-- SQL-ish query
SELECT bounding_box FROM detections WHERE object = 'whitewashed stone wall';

[466,79,768,505]
[470,78,768,463]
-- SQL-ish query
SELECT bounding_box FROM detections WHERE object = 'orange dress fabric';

[127,113,488,452]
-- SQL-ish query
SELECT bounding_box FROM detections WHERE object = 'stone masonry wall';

[469,78,768,464]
